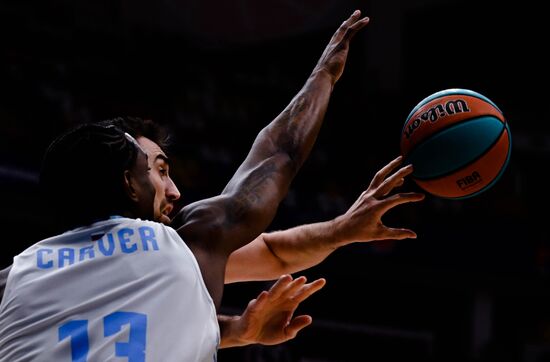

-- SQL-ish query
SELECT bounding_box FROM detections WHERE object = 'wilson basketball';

[400,88,511,199]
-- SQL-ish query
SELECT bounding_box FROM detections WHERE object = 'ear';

[124,170,139,202]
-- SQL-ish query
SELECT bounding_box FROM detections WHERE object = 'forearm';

[256,69,335,169]
[226,218,350,283]
[213,70,336,253]
[263,219,347,271]
[223,70,334,196]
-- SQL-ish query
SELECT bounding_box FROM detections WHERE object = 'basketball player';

[0,10,424,360]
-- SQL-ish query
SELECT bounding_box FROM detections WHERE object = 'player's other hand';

[234,274,326,346]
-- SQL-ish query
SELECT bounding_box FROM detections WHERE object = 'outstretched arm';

[172,11,370,305]
[218,274,326,348]
[225,156,425,283]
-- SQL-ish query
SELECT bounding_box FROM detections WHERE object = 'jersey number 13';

[58,311,147,362]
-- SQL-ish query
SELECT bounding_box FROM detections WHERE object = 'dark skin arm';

[172,10,371,308]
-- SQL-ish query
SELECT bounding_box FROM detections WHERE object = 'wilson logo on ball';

[403,99,471,139]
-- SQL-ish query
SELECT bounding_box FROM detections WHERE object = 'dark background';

[1,0,548,361]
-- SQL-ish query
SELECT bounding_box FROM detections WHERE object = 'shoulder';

[112,217,176,232]
[117,217,184,242]
[171,197,228,244]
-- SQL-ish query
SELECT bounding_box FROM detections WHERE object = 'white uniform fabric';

[0,217,219,362]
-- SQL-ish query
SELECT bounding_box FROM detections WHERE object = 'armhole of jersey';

[0,264,14,313]
[164,226,217,310]
[163,224,221,347]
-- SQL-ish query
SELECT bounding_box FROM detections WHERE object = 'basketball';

[400,88,511,199]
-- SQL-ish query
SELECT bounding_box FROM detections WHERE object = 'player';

[0,10,423,360]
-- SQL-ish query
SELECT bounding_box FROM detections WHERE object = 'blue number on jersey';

[58,320,89,362]
[58,311,147,362]
[104,311,147,362]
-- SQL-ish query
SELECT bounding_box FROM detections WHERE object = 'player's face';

[136,136,181,225]
[128,146,157,221]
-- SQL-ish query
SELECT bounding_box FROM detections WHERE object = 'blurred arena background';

[1,0,548,361]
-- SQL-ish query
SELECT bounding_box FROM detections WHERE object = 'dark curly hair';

[98,116,171,151]
[40,122,141,230]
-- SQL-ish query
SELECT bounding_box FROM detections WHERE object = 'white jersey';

[0,217,219,362]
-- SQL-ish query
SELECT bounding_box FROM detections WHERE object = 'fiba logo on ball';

[456,171,481,190]
[400,88,511,199]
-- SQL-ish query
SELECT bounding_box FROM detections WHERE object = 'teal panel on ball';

[406,116,505,179]
[450,122,512,200]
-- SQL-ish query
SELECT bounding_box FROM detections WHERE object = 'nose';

[166,177,181,201]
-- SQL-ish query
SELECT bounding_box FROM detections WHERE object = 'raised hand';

[313,10,370,84]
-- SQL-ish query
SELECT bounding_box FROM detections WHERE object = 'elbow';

[276,135,304,173]
[274,150,300,180]
[259,127,303,174]
[262,233,293,275]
